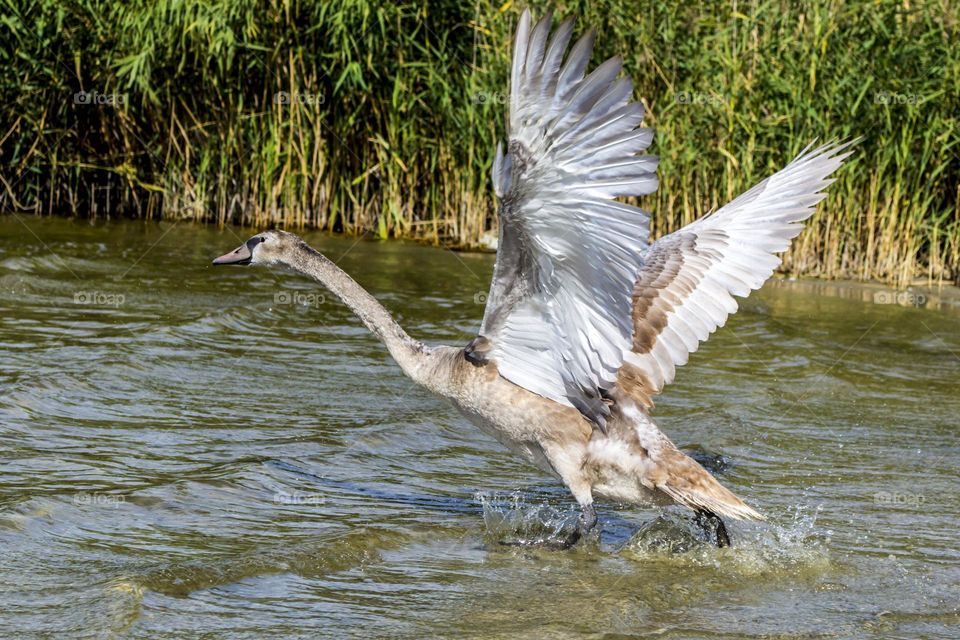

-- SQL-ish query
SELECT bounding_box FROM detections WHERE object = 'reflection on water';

[1,217,959,638]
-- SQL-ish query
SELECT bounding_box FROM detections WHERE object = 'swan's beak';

[212,243,252,266]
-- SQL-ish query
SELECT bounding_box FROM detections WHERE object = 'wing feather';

[617,140,855,407]
[476,10,854,426]
[477,11,657,425]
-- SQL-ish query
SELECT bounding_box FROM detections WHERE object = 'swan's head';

[211,230,302,266]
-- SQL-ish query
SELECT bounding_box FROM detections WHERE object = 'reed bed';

[1,0,957,284]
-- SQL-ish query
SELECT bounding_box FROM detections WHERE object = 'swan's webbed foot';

[694,508,730,548]
[499,503,598,550]
[550,502,597,549]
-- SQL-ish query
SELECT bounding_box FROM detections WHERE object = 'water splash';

[474,490,832,574]
[622,504,834,578]
[474,491,579,545]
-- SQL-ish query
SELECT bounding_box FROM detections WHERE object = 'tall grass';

[1,0,957,284]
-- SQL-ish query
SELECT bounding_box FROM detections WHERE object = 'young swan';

[213,10,853,548]
[214,229,752,548]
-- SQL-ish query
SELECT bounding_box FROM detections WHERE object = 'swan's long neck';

[282,243,429,382]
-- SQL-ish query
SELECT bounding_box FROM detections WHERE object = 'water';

[1,216,958,639]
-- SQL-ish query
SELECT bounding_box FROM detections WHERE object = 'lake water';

[1,216,958,638]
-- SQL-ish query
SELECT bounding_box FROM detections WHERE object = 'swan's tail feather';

[601,397,765,522]
[657,464,765,521]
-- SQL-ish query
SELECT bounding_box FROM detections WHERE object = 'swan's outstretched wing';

[619,140,855,407]
[474,10,658,424]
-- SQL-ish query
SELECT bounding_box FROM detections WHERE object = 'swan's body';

[213,10,852,547]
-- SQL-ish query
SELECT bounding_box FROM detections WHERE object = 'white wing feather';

[478,10,658,423]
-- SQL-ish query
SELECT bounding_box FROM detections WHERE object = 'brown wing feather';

[617,232,721,407]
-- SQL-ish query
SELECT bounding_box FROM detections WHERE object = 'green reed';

[0,0,957,284]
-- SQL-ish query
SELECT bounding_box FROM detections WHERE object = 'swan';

[213,10,852,548]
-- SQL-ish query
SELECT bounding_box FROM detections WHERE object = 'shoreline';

[4,213,959,310]
[767,276,960,313]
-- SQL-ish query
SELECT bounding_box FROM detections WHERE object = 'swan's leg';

[489,439,598,550]
[539,438,598,548]
[694,509,730,547]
